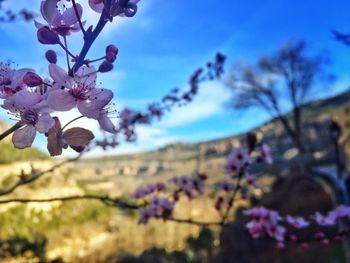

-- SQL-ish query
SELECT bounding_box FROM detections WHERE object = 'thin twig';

[58,42,76,59]
[63,36,71,72]
[0,195,139,209]
[221,172,243,224]
[0,153,83,197]
[0,195,224,226]
[71,0,86,35]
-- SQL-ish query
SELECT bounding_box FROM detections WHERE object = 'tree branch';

[0,121,23,141]
[0,152,83,197]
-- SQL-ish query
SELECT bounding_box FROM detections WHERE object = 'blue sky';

[1,0,350,157]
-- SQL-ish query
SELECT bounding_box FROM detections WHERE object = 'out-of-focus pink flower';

[0,63,31,99]
[259,144,273,164]
[246,174,261,189]
[276,242,285,250]
[334,205,350,218]
[138,197,174,224]
[169,175,205,198]
[131,182,166,199]
[313,212,337,226]
[224,147,252,174]
[244,207,285,242]
[286,215,310,229]
[36,0,84,36]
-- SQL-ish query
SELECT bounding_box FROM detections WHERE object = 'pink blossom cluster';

[313,205,350,226]
[0,0,146,154]
[0,0,225,154]
[244,207,286,242]
[131,182,166,199]
[224,143,272,175]
[138,197,175,224]
[244,205,350,249]
[169,175,206,200]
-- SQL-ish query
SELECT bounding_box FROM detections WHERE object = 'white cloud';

[159,81,229,127]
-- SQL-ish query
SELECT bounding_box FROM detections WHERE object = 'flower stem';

[62,115,85,130]
[0,121,23,141]
[72,0,86,35]
[70,0,112,75]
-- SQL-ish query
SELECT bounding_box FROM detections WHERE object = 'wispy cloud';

[159,81,229,127]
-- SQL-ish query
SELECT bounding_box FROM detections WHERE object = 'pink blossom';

[36,0,83,36]
[47,64,113,119]
[3,90,54,149]
[246,174,261,189]
[334,205,350,218]
[138,197,174,224]
[286,215,310,229]
[169,175,205,197]
[0,63,31,99]
[244,207,285,242]
[259,144,273,164]
[224,147,252,174]
[131,182,166,199]
[276,242,285,250]
[313,212,337,226]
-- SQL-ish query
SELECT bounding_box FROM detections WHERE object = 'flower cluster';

[169,175,206,200]
[131,182,166,199]
[244,205,350,249]
[138,197,175,224]
[244,207,286,242]
[224,143,272,174]
[0,0,146,154]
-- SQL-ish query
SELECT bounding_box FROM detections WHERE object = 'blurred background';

[0,0,350,262]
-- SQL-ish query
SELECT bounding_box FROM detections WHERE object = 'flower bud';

[106,44,119,55]
[45,50,57,64]
[105,45,118,63]
[106,51,117,63]
[124,3,138,17]
[37,27,60,45]
[321,238,329,247]
[23,72,43,87]
[98,60,114,73]
[276,242,285,250]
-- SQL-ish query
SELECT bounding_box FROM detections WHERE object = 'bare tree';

[226,41,329,169]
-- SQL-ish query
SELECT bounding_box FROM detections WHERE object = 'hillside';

[0,121,48,164]
[86,89,350,173]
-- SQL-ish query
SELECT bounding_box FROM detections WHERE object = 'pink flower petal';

[49,64,69,84]
[47,89,76,111]
[12,125,36,149]
[76,65,97,86]
[98,112,116,133]
[89,88,113,108]
[62,4,82,26]
[14,90,42,110]
[41,0,59,25]
[77,100,100,119]
[35,112,55,133]
[88,0,104,13]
